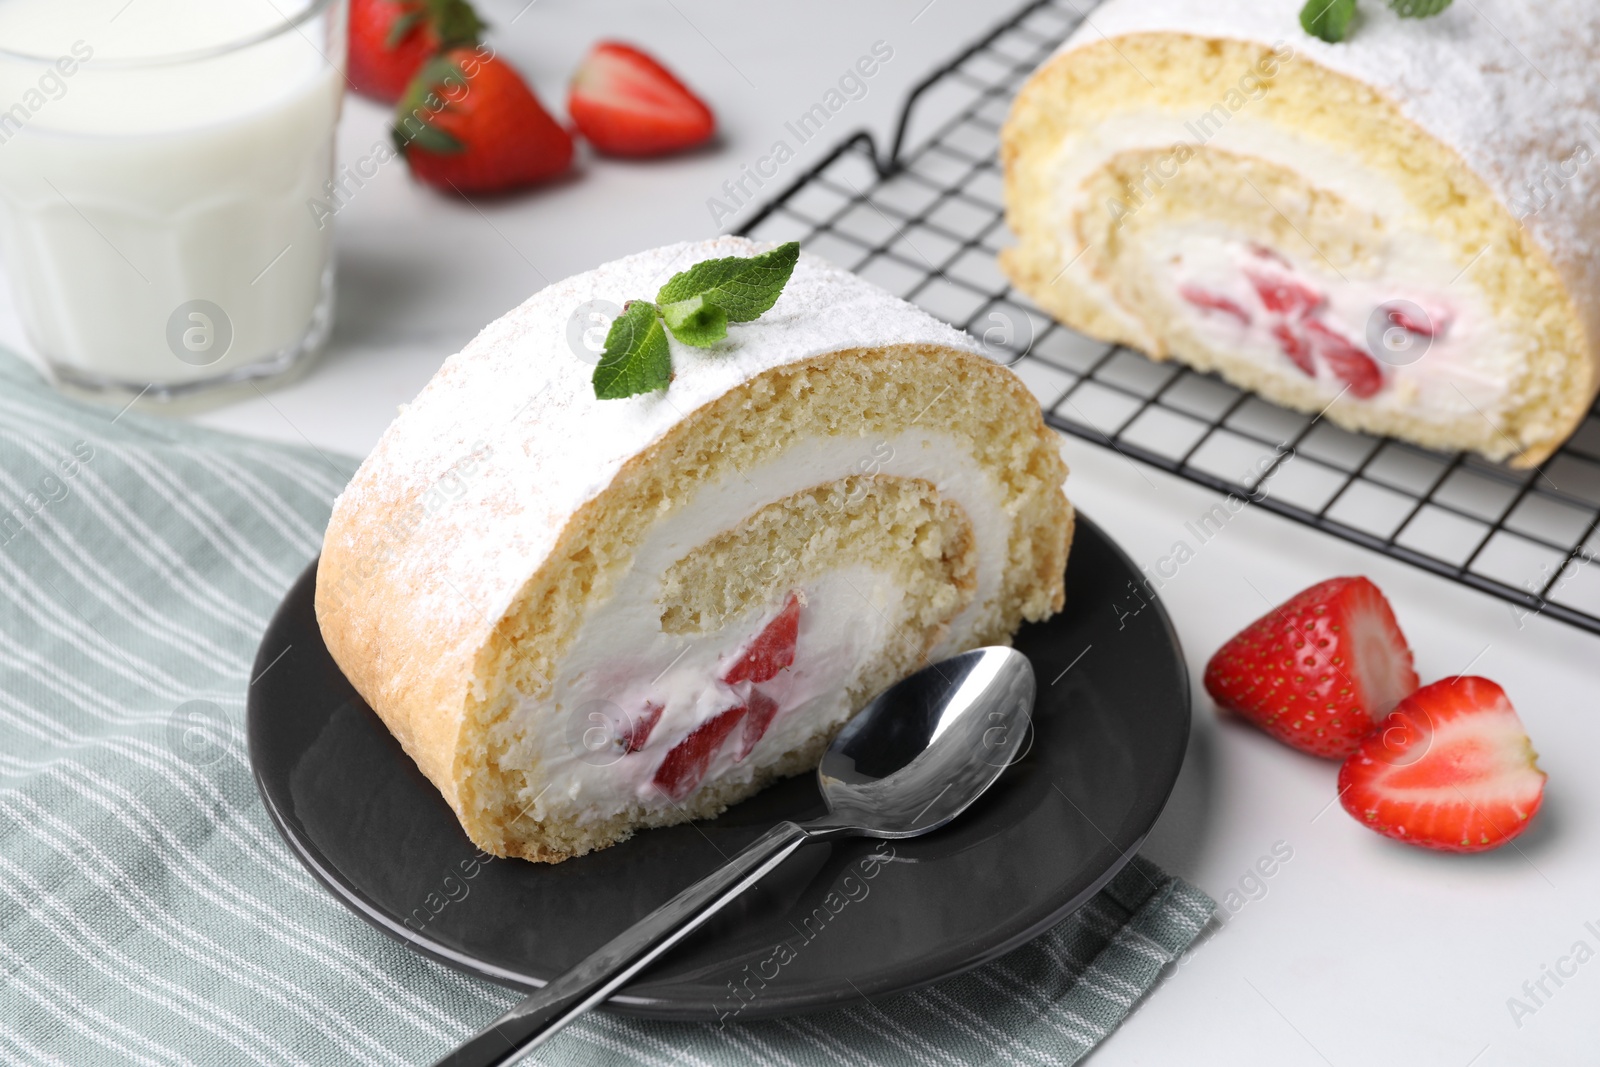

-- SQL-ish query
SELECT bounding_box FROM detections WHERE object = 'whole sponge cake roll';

[1001,0,1600,467]
[315,237,1073,862]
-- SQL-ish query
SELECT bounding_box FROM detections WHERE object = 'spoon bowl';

[816,646,1035,837]
[438,646,1036,1067]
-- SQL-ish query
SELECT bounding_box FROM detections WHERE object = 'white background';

[4,1,1596,1063]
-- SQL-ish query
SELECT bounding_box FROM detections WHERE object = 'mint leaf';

[592,301,672,399]
[1388,0,1452,16]
[660,294,729,348]
[1301,0,1357,41]
[656,241,799,323]
[592,243,803,400]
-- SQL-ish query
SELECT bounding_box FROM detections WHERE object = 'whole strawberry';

[1339,676,1546,853]
[395,47,574,195]
[1204,576,1419,758]
[568,41,715,157]
[349,0,485,104]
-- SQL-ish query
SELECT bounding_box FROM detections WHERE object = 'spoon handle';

[432,820,814,1067]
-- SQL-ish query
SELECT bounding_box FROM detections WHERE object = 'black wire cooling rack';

[736,0,1600,637]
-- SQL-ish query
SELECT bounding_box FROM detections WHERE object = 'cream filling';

[497,428,1008,822]
[1160,228,1510,417]
[1049,110,1523,422]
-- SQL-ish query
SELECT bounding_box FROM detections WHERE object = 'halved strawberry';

[652,704,747,800]
[721,593,801,686]
[395,48,574,194]
[1339,677,1546,853]
[349,0,484,104]
[736,690,779,761]
[625,702,663,753]
[1180,285,1251,326]
[1245,268,1323,318]
[1306,320,1383,398]
[568,41,715,157]
[1204,576,1420,758]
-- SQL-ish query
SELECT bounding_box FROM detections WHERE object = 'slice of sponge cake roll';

[316,238,1073,862]
[1002,0,1600,467]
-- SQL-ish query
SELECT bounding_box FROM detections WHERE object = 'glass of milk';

[0,0,346,401]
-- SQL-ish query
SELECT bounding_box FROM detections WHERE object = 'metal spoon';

[434,645,1036,1067]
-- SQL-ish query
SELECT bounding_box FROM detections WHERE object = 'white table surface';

[6,2,1596,1064]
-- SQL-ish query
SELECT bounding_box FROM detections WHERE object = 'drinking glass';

[0,0,347,401]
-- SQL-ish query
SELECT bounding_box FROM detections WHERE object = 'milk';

[0,0,345,394]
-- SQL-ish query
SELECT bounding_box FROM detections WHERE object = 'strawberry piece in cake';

[1381,303,1449,339]
[1271,322,1316,378]
[653,704,749,800]
[736,690,780,761]
[1306,321,1384,398]
[1180,285,1251,326]
[624,702,663,754]
[721,593,801,685]
[1246,269,1323,319]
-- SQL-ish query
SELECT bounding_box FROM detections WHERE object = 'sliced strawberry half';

[1245,268,1323,318]
[625,702,663,753]
[1180,285,1251,326]
[652,704,747,800]
[722,593,801,686]
[1204,576,1420,759]
[569,41,715,157]
[1306,320,1384,398]
[735,690,779,761]
[1339,676,1546,853]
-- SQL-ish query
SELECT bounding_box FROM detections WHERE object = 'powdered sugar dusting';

[322,237,981,662]
[1058,0,1600,348]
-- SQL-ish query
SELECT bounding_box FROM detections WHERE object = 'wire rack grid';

[736,0,1600,637]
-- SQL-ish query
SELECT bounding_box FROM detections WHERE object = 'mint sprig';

[659,294,728,348]
[1299,0,1452,42]
[592,300,672,400]
[591,242,800,399]
[657,241,799,321]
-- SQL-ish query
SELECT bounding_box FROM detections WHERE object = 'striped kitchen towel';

[0,350,1215,1067]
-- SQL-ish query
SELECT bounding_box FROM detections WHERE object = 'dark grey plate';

[247,512,1189,1021]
